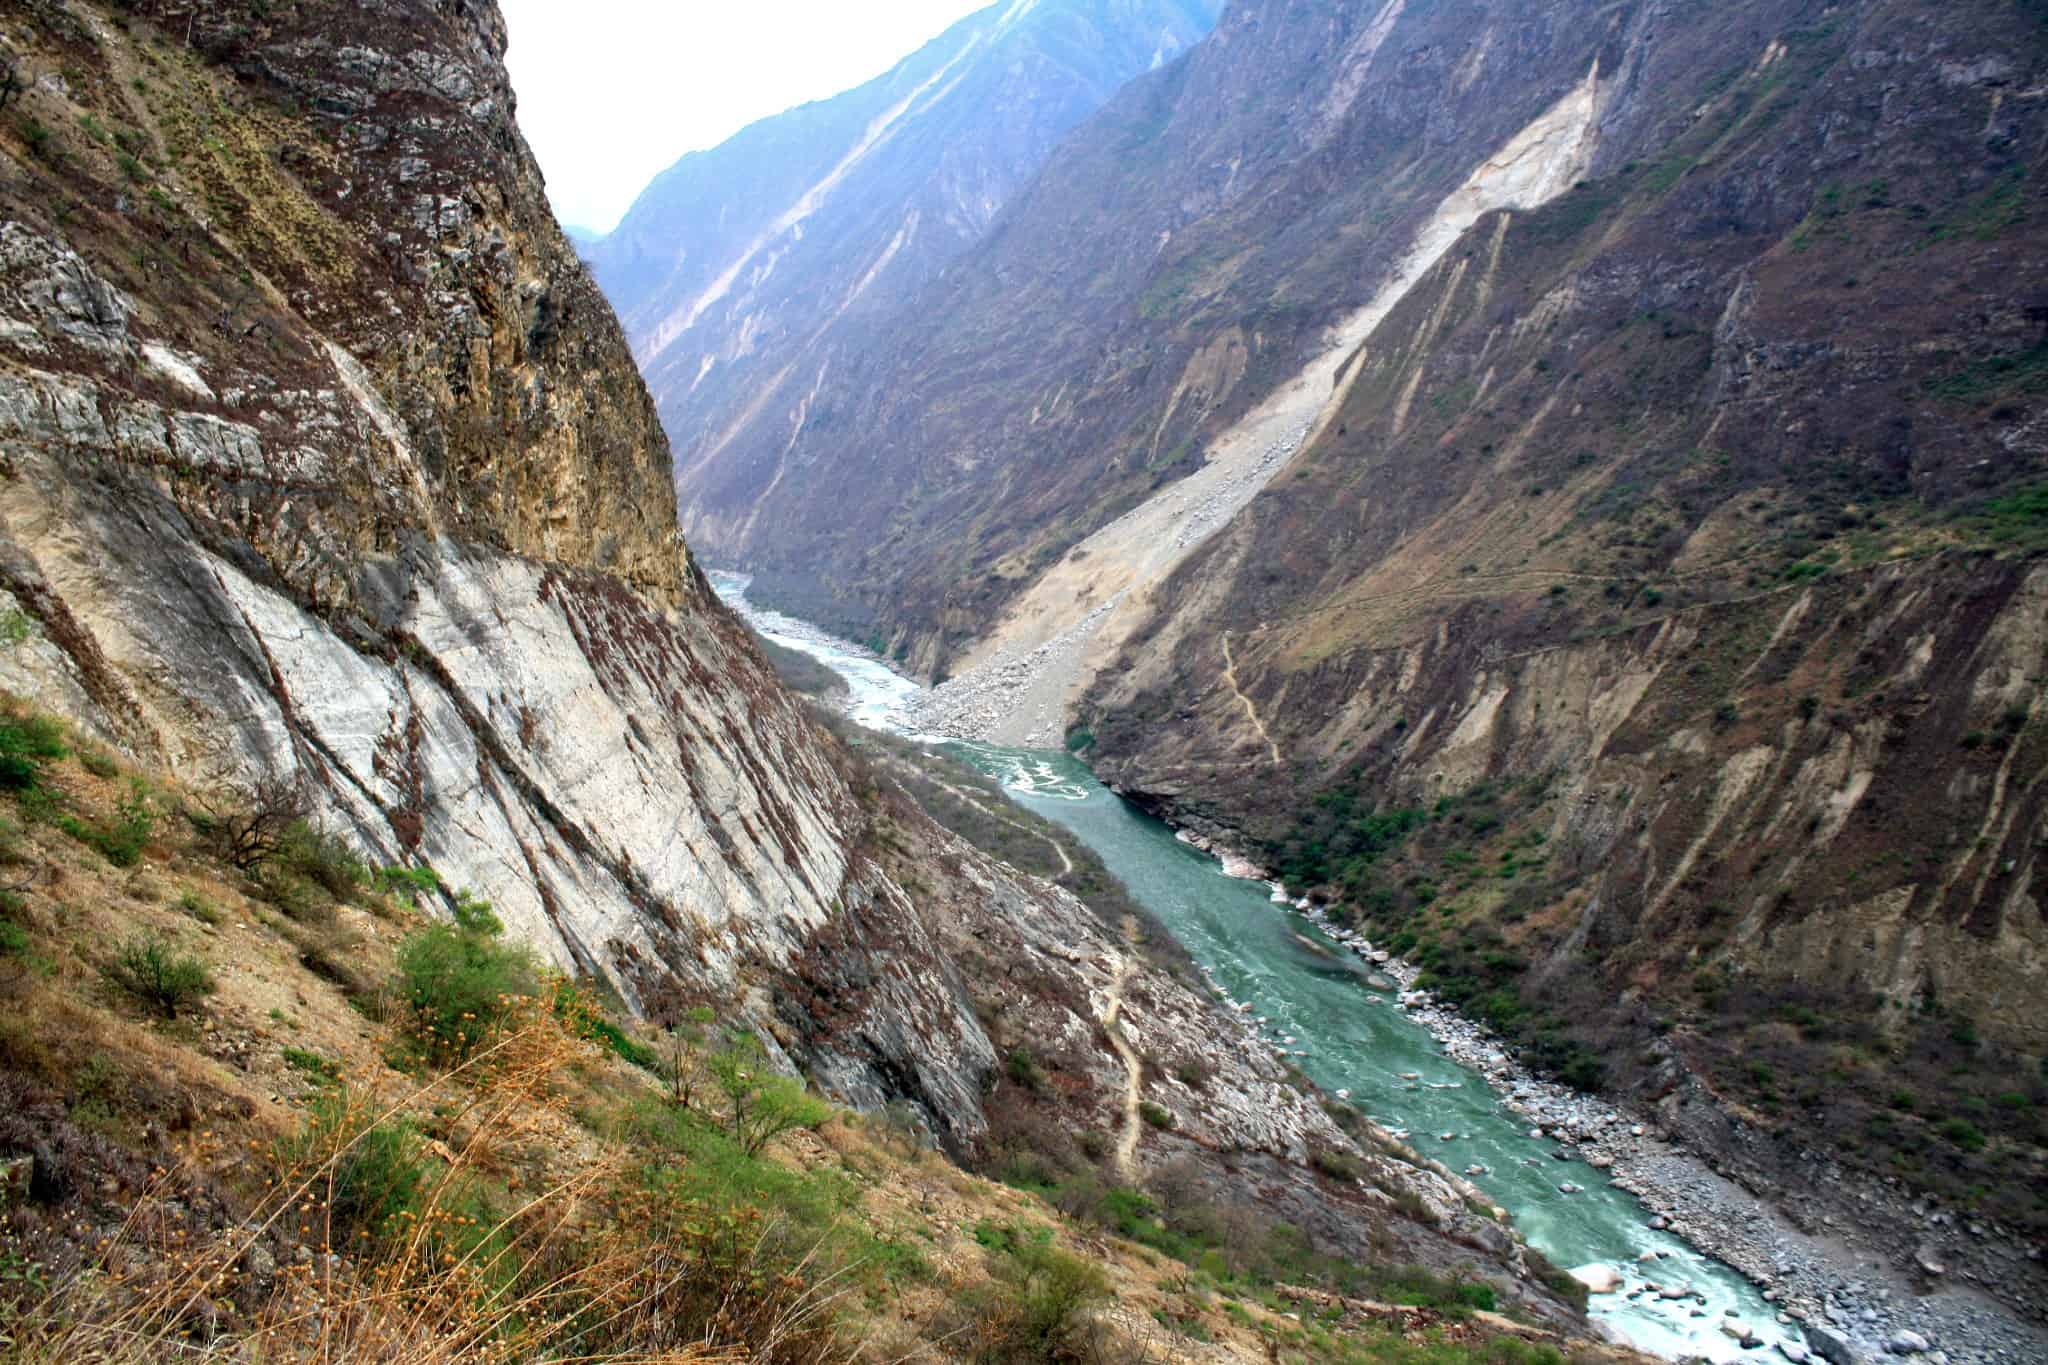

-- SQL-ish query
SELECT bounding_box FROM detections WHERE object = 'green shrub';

[175,888,221,925]
[377,863,441,908]
[252,865,326,924]
[394,892,538,1061]
[1938,1117,1988,1152]
[1006,1045,1048,1094]
[16,116,52,161]
[1138,1100,1175,1129]
[0,715,66,791]
[705,1030,831,1155]
[103,934,214,1017]
[77,747,119,778]
[955,1225,1110,1362]
[278,819,366,900]
[282,1046,343,1084]
[279,1091,430,1246]
[552,979,657,1070]
[1310,1147,1363,1182]
[62,784,155,866]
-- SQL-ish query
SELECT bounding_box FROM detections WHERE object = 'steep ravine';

[0,0,1585,1320]
[720,574,2048,1364]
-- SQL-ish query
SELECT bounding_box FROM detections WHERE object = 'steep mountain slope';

[645,0,2048,1316]
[588,0,1222,560]
[0,0,1570,1324]
[687,0,1638,653]
[1067,0,2048,1306]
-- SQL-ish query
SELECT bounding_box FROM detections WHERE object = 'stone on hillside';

[1803,1323,1863,1365]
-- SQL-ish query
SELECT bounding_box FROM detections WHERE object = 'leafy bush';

[15,116,52,161]
[277,818,366,900]
[281,1046,342,1084]
[950,1224,1110,1363]
[1006,1045,1048,1094]
[618,1094,927,1349]
[252,864,326,925]
[278,1091,430,1247]
[175,888,220,925]
[551,979,657,1070]
[1310,1147,1364,1182]
[377,863,441,906]
[0,715,66,791]
[1138,1100,1175,1129]
[705,1029,831,1155]
[103,934,214,1017]
[1938,1117,1987,1152]
[393,891,538,1061]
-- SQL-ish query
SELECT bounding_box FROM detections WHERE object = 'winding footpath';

[1221,632,1283,767]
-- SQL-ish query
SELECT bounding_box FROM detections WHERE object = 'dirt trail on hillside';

[1222,633,1283,766]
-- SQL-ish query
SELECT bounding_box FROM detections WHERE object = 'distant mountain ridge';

[585,0,1223,582]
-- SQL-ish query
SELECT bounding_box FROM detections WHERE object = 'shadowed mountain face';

[586,0,1223,572]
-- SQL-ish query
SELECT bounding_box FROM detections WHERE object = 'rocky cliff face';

[0,0,907,1106]
[586,0,1222,591]
[0,0,1560,1300]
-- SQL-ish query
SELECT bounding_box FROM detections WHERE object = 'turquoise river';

[714,573,1792,1363]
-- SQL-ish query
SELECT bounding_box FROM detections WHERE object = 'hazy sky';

[500,0,991,236]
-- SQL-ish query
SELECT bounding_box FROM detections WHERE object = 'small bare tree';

[191,774,309,870]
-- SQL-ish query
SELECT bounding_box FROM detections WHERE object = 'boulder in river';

[1570,1264,1623,1294]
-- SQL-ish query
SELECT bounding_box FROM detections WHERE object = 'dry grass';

[0,1012,826,1364]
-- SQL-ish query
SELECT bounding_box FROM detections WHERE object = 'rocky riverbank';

[1239,889,2048,1365]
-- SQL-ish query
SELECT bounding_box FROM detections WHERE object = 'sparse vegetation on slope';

[0,695,1630,1364]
